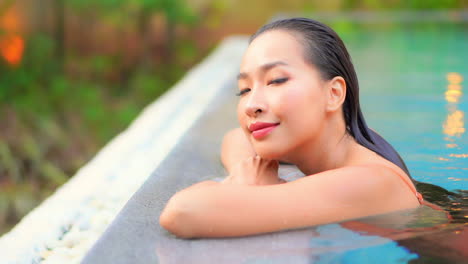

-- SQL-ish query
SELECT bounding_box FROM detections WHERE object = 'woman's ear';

[326,76,346,112]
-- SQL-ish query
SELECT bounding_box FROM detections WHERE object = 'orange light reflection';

[449,154,468,158]
[443,72,464,138]
[447,72,463,84]
[445,89,462,103]
[443,110,465,137]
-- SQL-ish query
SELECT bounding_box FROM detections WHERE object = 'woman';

[159,18,423,238]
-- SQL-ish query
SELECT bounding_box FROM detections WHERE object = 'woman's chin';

[254,148,285,161]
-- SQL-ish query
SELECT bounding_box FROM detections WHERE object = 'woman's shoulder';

[298,163,400,200]
[290,154,417,207]
[338,144,414,192]
[343,155,414,194]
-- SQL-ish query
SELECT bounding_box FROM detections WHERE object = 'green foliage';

[68,0,196,24]
[0,0,202,234]
[0,0,14,15]
[345,0,464,10]
[0,142,20,182]
[0,33,56,106]
[401,0,461,9]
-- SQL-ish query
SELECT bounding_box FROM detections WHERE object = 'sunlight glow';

[0,4,24,66]
[443,110,465,136]
[449,154,468,158]
[0,34,24,66]
[446,72,463,84]
[443,72,464,138]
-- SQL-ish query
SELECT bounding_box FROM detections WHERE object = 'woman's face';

[237,29,329,160]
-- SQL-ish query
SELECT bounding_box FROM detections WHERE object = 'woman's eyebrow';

[237,61,289,80]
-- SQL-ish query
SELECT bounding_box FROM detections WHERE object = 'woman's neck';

[285,114,359,175]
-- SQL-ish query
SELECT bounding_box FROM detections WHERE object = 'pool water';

[338,20,467,218]
[332,19,468,262]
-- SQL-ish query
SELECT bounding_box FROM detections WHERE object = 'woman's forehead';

[240,30,305,72]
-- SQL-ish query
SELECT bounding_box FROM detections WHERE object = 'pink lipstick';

[249,122,280,139]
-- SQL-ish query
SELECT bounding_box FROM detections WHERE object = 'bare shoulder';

[334,144,419,207]
[290,165,406,207]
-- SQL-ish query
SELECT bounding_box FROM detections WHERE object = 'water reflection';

[443,72,465,144]
[449,154,468,158]
[443,110,465,136]
[446,72,463,84]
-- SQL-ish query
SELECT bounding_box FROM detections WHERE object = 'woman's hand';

[221,128,256,174]
[222,155,285,185]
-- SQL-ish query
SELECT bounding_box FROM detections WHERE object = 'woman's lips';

[248,122,280,139]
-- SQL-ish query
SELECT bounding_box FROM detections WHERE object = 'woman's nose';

[245,90,266,117]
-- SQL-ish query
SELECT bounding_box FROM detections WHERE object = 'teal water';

[336,21,468,193]
[323,20,468,263]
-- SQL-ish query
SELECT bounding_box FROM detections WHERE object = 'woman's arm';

[159,165,419,238]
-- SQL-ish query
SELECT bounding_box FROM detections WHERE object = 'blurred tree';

[0,1,14,19]
[68,0,195,66]
[53,0,65,72]
[137,0,196,63]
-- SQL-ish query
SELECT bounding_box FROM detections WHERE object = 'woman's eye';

[236,88,251,96]
[268,77,289,85]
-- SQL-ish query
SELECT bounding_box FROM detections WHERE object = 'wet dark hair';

[251,17,411,177]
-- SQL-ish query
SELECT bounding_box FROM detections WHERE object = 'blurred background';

[0,0,466,235]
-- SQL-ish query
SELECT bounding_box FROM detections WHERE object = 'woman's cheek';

[274,87,303,117]
[237,101,246,124]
